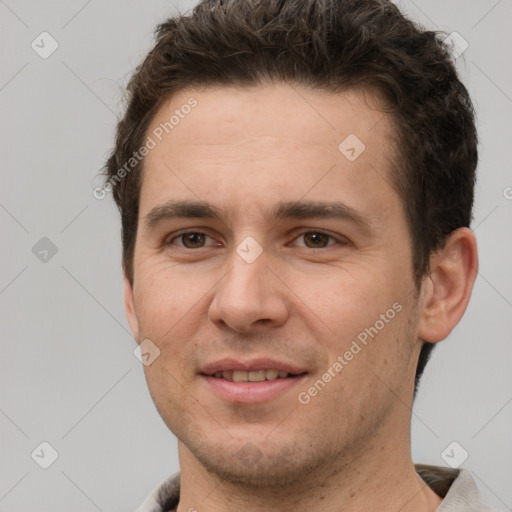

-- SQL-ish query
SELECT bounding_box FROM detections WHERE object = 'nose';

[208,245,289,333]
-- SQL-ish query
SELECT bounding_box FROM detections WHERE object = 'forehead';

[139,83,399,226]
[147,83,392,150]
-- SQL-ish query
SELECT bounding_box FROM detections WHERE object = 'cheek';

[287,265,397,347]
[353,302,418,406]
[300,310,414,439]
[133,262,208,336]
[294,269,414,395]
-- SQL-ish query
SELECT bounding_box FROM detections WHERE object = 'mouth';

[199,359,308,403]
[205,369,305,382]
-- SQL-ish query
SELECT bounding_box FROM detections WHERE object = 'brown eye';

[181,233,206,248]
[294,231,339,249]
[302,232,331,248]
[168,232,215,249]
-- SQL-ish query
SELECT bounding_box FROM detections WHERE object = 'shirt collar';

[136,464,495,512]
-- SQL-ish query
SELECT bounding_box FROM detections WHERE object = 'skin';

[124,84,478,512]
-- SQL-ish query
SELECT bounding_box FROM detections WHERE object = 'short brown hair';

[103,0,478,395]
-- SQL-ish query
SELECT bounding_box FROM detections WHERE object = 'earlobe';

[417,227,478,343]
[123,269,140,343]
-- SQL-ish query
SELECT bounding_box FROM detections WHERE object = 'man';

[103,0,494,510]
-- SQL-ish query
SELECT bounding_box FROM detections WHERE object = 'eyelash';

[165,229,346,250]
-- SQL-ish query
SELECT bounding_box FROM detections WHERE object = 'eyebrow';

[143,199,375,235]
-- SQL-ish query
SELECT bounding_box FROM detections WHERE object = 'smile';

[209,370,302,382]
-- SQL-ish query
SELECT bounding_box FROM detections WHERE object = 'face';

[125,84,425,486]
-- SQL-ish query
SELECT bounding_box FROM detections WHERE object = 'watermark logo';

[32,237,58,263]
[133,339,161,366]
[236,236,263,263]
[442,32,468,60]
[441,441,469,468]
[236,442,263,467]
[338,134,366,161]
[31,31,59,59]
[31,441,59,469]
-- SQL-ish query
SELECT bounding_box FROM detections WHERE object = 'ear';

[123,266,140,343]
[417,227,478,343]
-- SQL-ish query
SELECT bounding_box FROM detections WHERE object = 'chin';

[183,433,329,488]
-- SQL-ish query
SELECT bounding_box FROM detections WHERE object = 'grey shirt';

[135,464,497,512]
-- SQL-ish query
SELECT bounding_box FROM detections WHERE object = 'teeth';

[213,369,292,381]
[249,370,266,382]
[232,370,247,382]
[265,369,279,380]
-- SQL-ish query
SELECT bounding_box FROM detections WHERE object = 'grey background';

[1,0,511,510]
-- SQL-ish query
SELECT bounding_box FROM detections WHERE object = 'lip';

[199,357,308,404]
[201,358,307,375]
[201,373,308,404]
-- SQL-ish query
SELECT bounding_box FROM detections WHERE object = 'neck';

[175,416,443,512]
